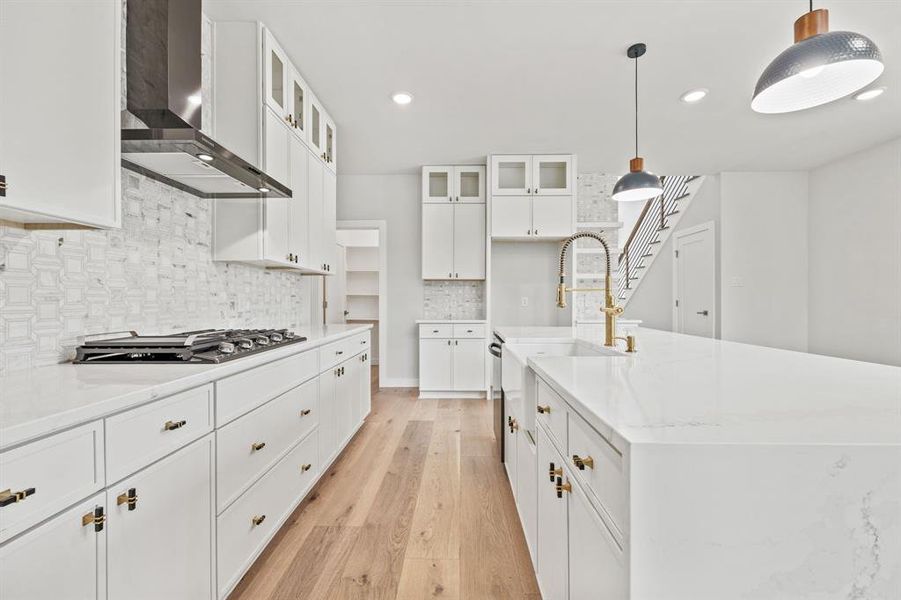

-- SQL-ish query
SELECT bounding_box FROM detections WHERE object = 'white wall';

[490,241,572,327]
[720,172,809,352]
[336,174,422,386]
[624,175,722,336]
[808,138,901,366]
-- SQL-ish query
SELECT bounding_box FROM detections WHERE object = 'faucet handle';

[603,305,624,318]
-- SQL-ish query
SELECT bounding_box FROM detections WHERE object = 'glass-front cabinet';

[454,165,485,203]
[323,111,337,172]
[287,67,307,140]
[263,30,290,122]
[532,155,572,196]
[491,155,532,196]
[422,166,453,202]
[308,93,323,156]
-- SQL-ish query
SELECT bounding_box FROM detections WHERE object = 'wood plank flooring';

[229,371,540,600]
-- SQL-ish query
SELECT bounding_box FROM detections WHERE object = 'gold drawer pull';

[300,409,312,416]
[81,506,106,532]
[555,477,572,498]
[548,462,562,482]
[537,405,551,414]
[0,487,36,507]
[301,463,312,472]
[572,455,594,470]
[252,515,266,526]
[163,419,187,431]
[116,488,138,511]
[251,442,267,452]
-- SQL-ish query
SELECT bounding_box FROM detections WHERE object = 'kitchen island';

[495,325,901,599]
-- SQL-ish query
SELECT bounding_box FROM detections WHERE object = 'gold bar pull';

[572,454,595,470]
[117,488,138,511]
[548,462,563,482]
[251,442,266,452]
[0,487,36,507]
[252,515,266,526]
[82,506,106,531]
[537,405,551,414]
[301,463,312,472]
[555,477,572,498]
[163,419,187,431]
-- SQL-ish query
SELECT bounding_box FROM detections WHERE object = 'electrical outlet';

[520,297,529,307]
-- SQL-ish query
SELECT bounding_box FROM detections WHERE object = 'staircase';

[616,175,704,306]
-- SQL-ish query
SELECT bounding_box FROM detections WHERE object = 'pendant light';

[612,43,663,202]
[751,1,883,114]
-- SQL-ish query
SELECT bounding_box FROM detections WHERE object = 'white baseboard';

[381,377,418,388]
[418,391,487,400]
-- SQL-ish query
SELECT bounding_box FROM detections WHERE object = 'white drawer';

[319,338,351,371]
[536,377,568,454]
[352,331,371,352]
[217,349,318,426]
[569,412,627,537]
[419,324,453,338]
[217,430,319,598]
[453,323,486,338]
[106,384,213,484]
[216,378,318,513]
[0,421,104,543]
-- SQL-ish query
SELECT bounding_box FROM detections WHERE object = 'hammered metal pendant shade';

[752,8,884,114]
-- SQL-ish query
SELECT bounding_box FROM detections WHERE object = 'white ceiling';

[204,0,901,175]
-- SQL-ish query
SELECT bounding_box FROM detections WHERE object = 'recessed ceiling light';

[196,153,213,162]
[854,87,886,101]
[680,88,708,103]
[258,187,270,193]
[391,91,413,106]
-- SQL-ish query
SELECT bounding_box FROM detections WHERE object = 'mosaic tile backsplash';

[423,281,485,320]
[0,171,310,375]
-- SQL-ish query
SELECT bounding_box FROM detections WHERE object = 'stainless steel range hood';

[122,0,290,199]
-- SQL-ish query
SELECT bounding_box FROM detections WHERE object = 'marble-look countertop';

[517,327,901,445]
[0,324,372,450]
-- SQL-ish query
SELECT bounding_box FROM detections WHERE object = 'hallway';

[229,384,539,599]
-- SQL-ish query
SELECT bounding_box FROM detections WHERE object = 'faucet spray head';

[556,279,567,309]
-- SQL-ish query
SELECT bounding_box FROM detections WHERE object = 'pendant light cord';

[634,53,639,157]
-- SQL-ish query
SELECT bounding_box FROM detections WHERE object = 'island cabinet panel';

[0,421,105,543]
[536,426,569,600]
[0,492,107,600]
[536,377,568,454]
[107,434,215,600]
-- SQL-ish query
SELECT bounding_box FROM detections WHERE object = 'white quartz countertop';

[505,326,901,445]
[0,324,372,450]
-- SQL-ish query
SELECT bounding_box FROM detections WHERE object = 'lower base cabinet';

[536,426,569,600]
[107,434,215,600]
[0,492,107,600]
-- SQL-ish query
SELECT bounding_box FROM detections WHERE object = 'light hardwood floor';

[229,371,540,600]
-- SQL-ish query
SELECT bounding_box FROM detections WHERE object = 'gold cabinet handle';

[572,454,594,470]
[163,419,187,431]
[81,506,106,532]
[252,515,266,526]
[300,409,312,416]
[548,462,563,482]
[116,488,138,511]
[251,442,267,452]
[301,463,312,472]
[0,487,36,507]
[555,477,572,498]
[537,405,551,414]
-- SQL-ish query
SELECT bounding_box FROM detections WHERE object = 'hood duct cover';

[122,0,290,199]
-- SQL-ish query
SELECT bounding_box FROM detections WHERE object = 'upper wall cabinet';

[323,111,337,173]
[423,166,486,203]
[264,30,290,123]
[491,155,572,196]
[289,67,309,141]
[0,0,121,228]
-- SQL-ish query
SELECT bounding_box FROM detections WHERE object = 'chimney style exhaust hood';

[122,0,290,199]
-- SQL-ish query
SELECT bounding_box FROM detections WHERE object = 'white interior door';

[674,222,716,338]
[453,204,486,279]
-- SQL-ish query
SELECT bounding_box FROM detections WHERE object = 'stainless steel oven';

[489,334,504,462]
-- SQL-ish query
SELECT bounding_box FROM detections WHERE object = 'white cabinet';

[107,435,214,600]
[0,0,120,228]
[289,135,310,266]
[418,324,486,396]
[489,155,574,240]
[491,155,533,196]
[318,366,338,467]
[515,427,538,563]
[421,166,486,280]
[335,357,357,450]
[568,476,628,600]
[288,67,309,140]
[491,196,533,238]
[532,155,573,195]
[490,155,571,196]
[0,493,107,600]
[323,111,337,172]
[360,351,372,417]
[263,29,290,121]
[536,426,569,600]
[322,169,338,271]
[308,93,324,157]
[504,411,519,492]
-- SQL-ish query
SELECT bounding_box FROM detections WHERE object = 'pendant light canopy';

[612,43,663,203]
[751,3,883,114]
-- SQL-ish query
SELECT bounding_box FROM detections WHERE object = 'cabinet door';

[569,478,628,600]
[318,369,338,466]
[419,339,453,391]
[536,427,568,600]
[504,414,518,496]
[264,197,291,265]
[422,204,455,279]
[107,435,214,600]
[307,152,325,271]
[491,196,532,238]
[516,429,538,563]
[422,166,453,203]
[491,155,532,196]
[264,107,291,188]
[335,359,355,449]
[532,155,572,196]
[0,0,120,228]
[308,94,324,154]
[324,113,337,173]
[0,492,106,600]
[454,165,486,203]
[453,204,486,279]
[322,169,337,272]
[263,29,290,119]
[288,67,308,141]
[289,135,310,267]
[360,351,372,419]
[452,339,485,391]
[532,196,573,239]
